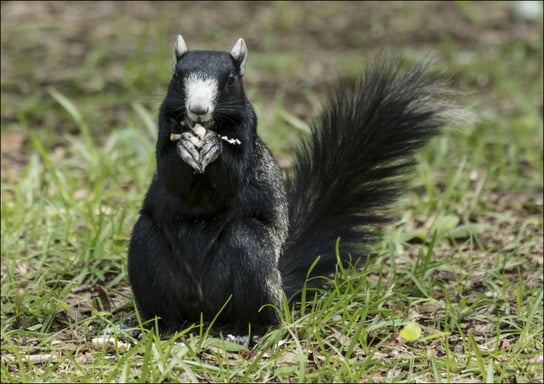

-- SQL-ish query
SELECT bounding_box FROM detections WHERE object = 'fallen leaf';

[91,336,130,352]
[399,322,422,342]
[23,353,58,364]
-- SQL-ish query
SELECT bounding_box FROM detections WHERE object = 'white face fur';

[184,73,218,124]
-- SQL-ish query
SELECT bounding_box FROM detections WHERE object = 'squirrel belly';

[128,35,459,335]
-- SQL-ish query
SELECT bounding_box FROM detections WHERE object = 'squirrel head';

[167,35,250,130]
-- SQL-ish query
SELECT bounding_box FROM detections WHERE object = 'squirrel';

[128,35,458,336]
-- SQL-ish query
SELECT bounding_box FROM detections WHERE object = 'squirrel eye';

[225,73,236,88]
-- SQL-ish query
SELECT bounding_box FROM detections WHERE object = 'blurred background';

[1,1,542,157]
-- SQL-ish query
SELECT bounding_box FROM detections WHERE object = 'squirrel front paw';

[199,132,222,172]
[175,130,222,173]
[176,131,203,172]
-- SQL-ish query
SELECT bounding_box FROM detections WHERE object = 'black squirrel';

[128,35,458,336]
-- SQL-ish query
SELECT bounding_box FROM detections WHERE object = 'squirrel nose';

[189,103,209,116]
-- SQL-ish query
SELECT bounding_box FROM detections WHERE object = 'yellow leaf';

[399,322,422,342]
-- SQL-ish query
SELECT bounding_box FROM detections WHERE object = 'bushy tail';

[279,57,462,298]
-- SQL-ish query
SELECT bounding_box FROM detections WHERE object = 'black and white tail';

[279,57,462,298]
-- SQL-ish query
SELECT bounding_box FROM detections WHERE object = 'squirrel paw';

[176,130,222,173]
[199,132,222,172]
[176,131,203,172]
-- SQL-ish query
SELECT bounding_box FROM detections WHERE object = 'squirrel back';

[128,36,461,336]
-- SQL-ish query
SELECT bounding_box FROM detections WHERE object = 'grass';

[1,1,543,383]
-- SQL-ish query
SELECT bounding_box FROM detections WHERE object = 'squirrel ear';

[173,34,188,71]
[230,38,247,76]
